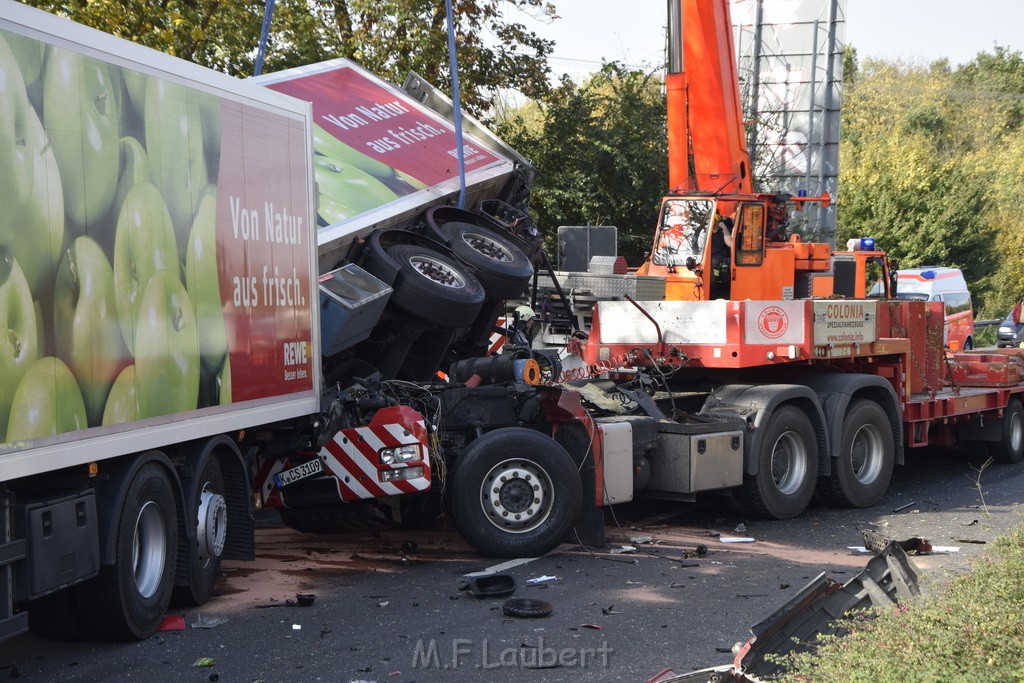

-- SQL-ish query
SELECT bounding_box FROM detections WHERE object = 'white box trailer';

[0,0,323,640]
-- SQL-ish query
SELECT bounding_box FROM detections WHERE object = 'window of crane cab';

[651,198,714,266]
[735,203,765,266]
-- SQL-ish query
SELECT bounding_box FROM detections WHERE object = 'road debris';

[862,530,932,554]
[502,598,553,618]
[609,545,638,554]
[193,658,215,668]
[158,615,186,631]
[601,605,623,615]
[734,523,747,533]
[893,501,916,513]
[462,574,517,598]
[720,537,756,543]
[629,535,655,544]
[580,624,604,630]
[526,575,559,584]
[190,614,229,629]
[296,593,316,607]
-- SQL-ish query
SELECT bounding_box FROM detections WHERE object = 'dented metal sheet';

[657,542,920,682]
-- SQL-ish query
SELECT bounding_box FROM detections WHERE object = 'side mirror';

[685,256,697,271]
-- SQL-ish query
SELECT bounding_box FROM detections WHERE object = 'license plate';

[274,458,323,488]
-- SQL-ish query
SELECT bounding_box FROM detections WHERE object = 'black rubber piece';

[465,574,517,598]
[502,597,553,618]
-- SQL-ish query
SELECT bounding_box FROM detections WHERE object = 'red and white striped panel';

[256,404,431,507]
[488,316,507,355]
[322,405,431,500]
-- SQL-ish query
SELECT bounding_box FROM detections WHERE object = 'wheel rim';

[132,501,167,599]
[408,254,466,288]
[850,423,885,485]
[770,430,808,495]
[462,231,514,262]
[480,458,554,533]
[1010,410,1023,454]
[197,484,228,569]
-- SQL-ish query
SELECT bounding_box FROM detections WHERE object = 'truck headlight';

[380,466,425,483]
[379,444,421,465]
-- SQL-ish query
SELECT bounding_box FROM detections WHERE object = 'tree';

[838,59,997,310]
[496,63,667,266]
[20,0,556,118]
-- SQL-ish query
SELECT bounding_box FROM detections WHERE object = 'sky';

[526,0,1024,81]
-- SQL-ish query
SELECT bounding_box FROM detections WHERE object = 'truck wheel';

[988,398,1024,464]
[817,400,894,508]
[28,588,89,641]
[741,405,818,519]
[441,222,533,298]
[387,244,485,327]
[451,427,582,558]
[77,463,178,640]
[172,457,227,606]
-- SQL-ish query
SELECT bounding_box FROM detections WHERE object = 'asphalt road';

[2,446,1022,682]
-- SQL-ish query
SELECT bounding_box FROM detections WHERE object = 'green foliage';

[495,64,667,265]
[19,0,556,118]
[780,525,1024,682]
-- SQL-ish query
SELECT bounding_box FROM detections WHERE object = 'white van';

[895,267,975,350]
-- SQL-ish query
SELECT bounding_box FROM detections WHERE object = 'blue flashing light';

[859,237,875,251]
[920,269,936,280]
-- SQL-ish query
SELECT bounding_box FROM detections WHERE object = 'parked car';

[997,310,1024,347]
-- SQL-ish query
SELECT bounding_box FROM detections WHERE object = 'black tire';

[172,457,227,606]
[450,427,582,558]
[817,400,895,508]
[278,501,394,534]
[387,244,485,327]
[988,398,1024,464]
[739,405,818,519]
[28,588,89,641]
[441,222,533,298]
[76,463,178,640]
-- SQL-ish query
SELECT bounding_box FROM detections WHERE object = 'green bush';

[779,525,1024,682]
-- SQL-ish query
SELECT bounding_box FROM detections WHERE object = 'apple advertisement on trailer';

[0,28,314,452]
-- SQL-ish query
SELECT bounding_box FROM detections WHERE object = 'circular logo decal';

[757,306,789,339]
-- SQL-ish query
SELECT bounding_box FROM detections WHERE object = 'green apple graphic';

[217,355,231,405]
[102,364,139,426]
[113,181,180,355]
[54,236,131,426]
[0,36,65,297]
[43,46,121,231]
[6,356,87,442]
[0,250,39,443]
[194,89,221,177]
[122,68,147,119]
[314,157,398,224]
[3,30,45,111]
[145,77,207,258]
[109,136,152,253]
[313,123,397,179]
[185,187,226,373]
[134,270,200,418]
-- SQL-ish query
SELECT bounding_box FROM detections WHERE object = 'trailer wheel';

[817,399,894,508]
[989,398,1024,464]
[386,244,485,327]
[741,405,818,519]
[172,457,227,606]
[77,463,178,640]
[441,222,533,298]
[451,427,581,558]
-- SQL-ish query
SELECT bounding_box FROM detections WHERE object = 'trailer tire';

[451,428,581,558]
[77,463,178,640]
[172,457,227,606]
[988,398,1024,464]
[441,222,533,298]
[385,244,485,327]
[817,399,894,508]
[28,588,90,641]
[740,405,818,519]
